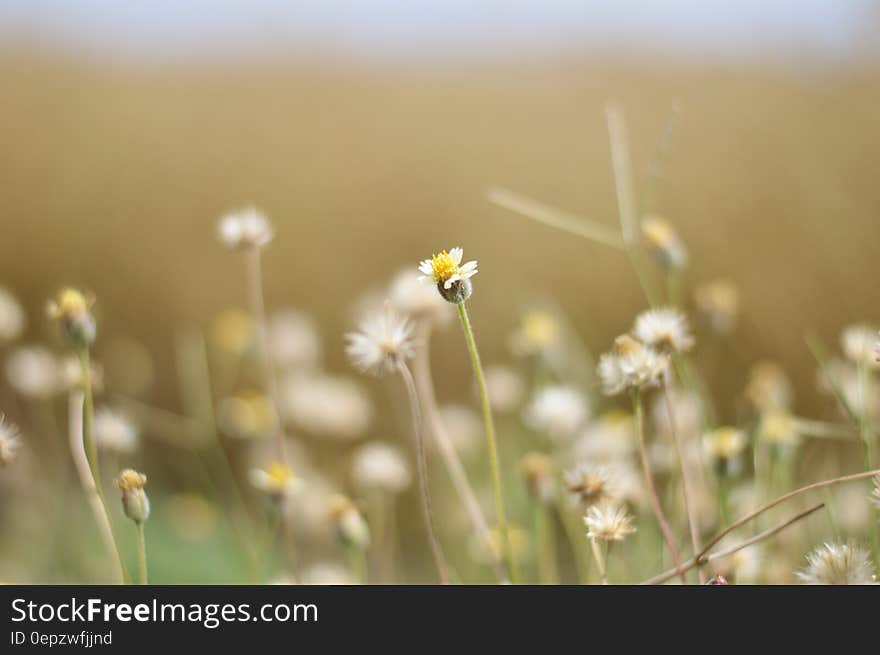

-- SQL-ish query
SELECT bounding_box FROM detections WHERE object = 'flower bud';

[115,469,150,523]
[437,278,472,304]
[328,495,370,550]
[47,288,96,347]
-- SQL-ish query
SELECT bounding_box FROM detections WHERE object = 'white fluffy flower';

[797,542,876,585]
[841,324,879,369]
[280,373,372,440]
[351,442,411,494]
[217,207,274,250]
[597,335,669,396]
[5,346,59,398]
[633,308,693,353]
[524,385,589,441]
[0,288,25,342]
[345,304,415,376]
[93,407,139,453]
[583,504,637,542]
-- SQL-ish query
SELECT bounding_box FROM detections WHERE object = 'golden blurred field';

[1,49,880,583]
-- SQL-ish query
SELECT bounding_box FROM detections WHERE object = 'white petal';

[449,247,463,264]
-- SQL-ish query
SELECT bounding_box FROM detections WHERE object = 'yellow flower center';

[522,312,559,347]
[115,469,147,491]
[266,462,294,486]
[429,251,460,283]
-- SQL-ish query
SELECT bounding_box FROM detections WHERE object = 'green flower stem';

[77,347,100,487]
[533,502,558,585]
[456,301,518,583]
[589,537,608,585]
[136,522,148,585]
[633,388,686,583]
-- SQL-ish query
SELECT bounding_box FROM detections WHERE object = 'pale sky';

[1,0,877,63]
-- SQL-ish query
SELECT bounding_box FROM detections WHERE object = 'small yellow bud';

[115,469,150,523]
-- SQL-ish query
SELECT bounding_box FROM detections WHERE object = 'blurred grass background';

[1,42,880,582]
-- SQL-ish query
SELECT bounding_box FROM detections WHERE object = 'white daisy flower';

[93,407,139,453]
[345,303,416,376]
[524,385,589,441]
[351,442,411,494]
[249,462,302,499]
[597,335,669,396]
[633,308,694,353]
[418,247,478,289]
[841,323,879,369]
[797,542,876,585]
[217,207,274,250]
[583,504,637,542]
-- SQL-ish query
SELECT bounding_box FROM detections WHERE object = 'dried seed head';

[345,303,416,377]
[633,307,694,353]
[583,503,637,542]
[797,542,876,585]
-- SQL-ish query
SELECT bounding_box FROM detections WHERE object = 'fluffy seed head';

[597,335,669,396]
[797,542,876,585]
[217,207,274,250]
[633,308,693,353]
[564,464,618,508]
[345,303,415,376]
[583,504,637,542]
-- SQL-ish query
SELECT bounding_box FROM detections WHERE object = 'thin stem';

[77,347,100,487]
[534,502,558,585]
[68,392,128,584]
[642,503,825,585]
[136,522,148,585]
[398,361,449,584]
[696,468,880,563]
[411,321,508,582]
[662,380,704,583]
[555,481,592,584]
[486,187,625,250]
[589,538,608,585]
[456,301,518,583]
[633,388,686,582]
[606,103,660,307]
[348,544,367,584]
[243,246,286,464]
